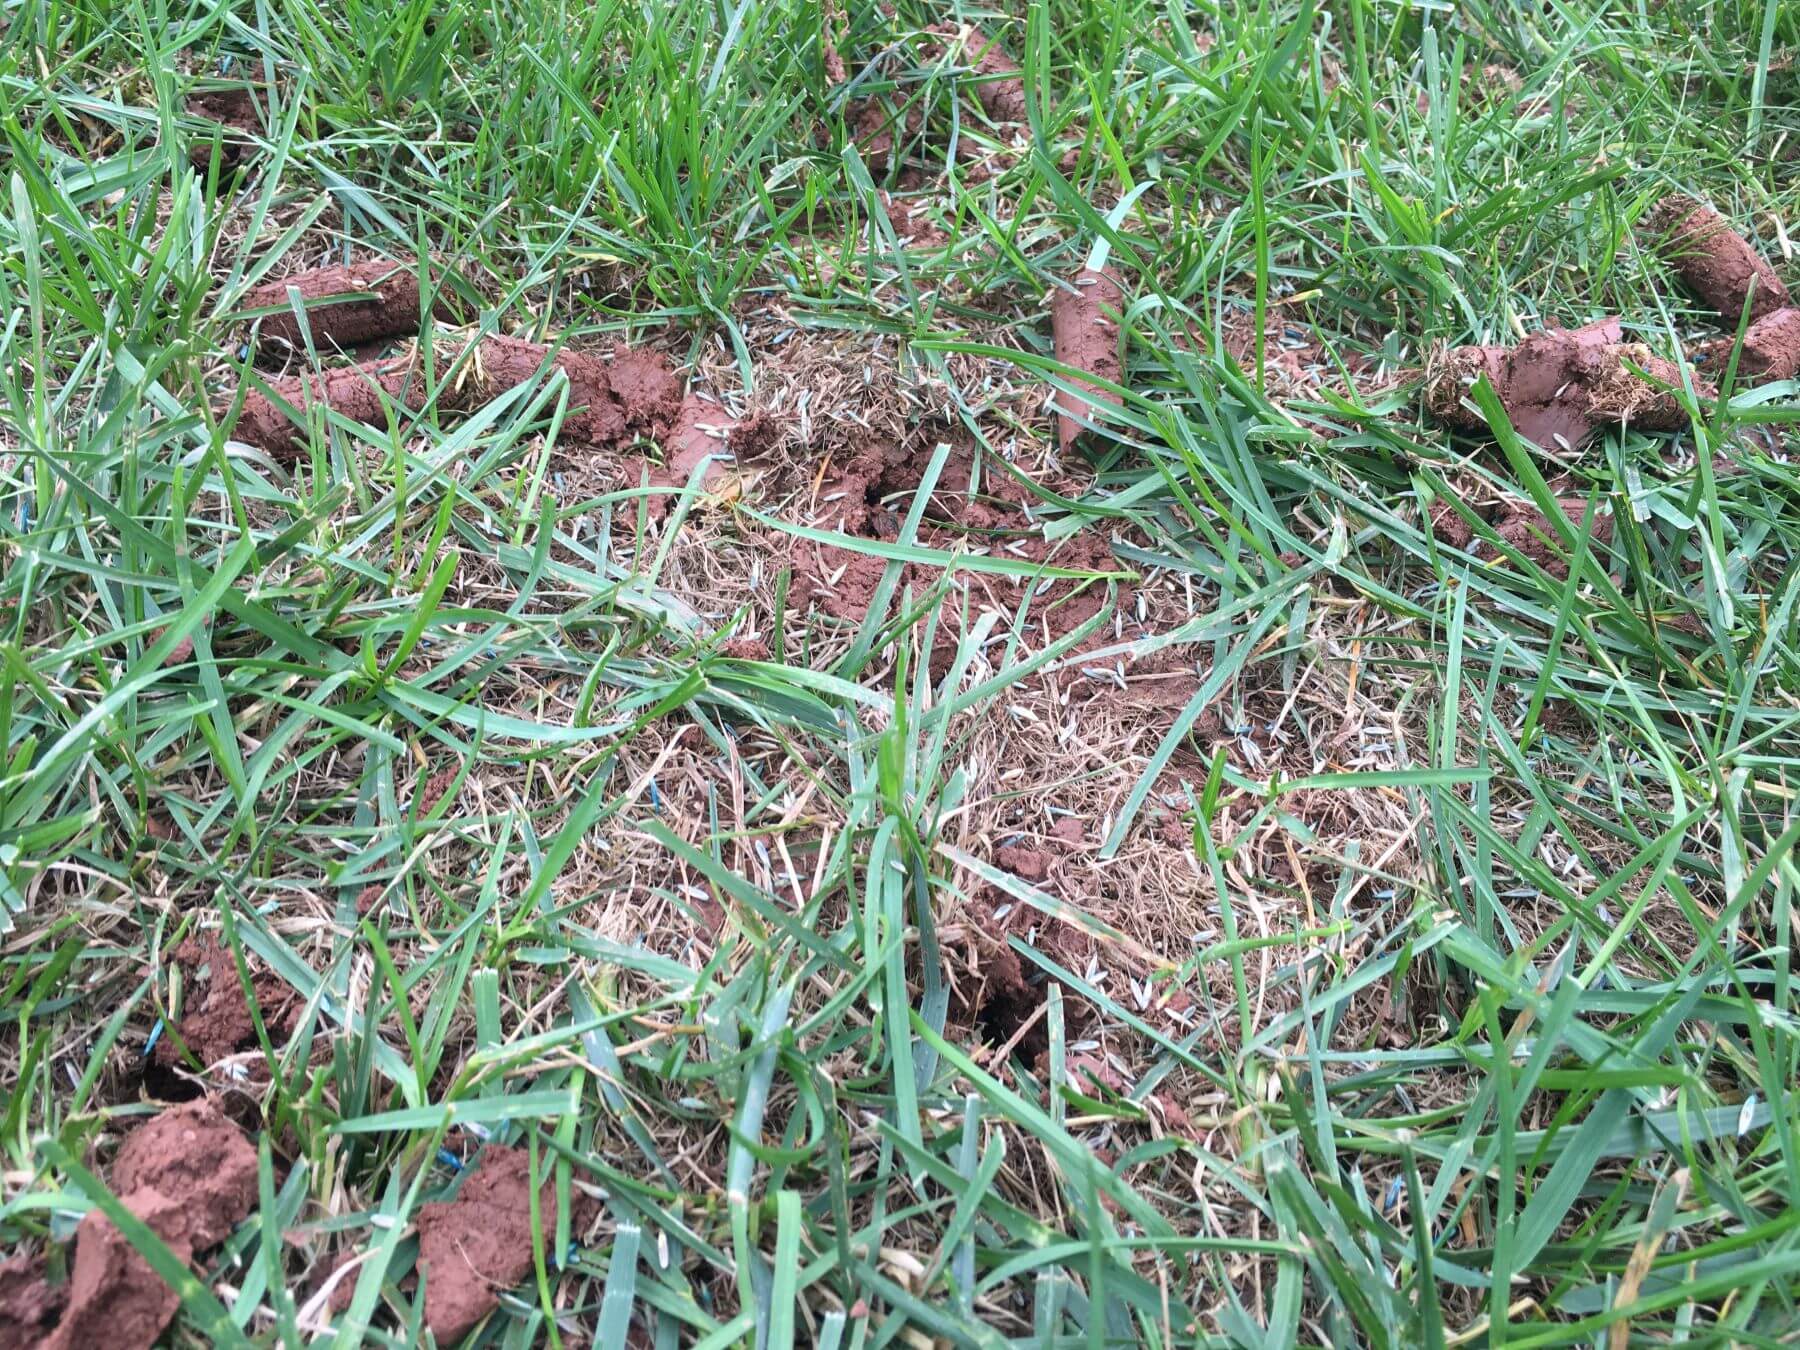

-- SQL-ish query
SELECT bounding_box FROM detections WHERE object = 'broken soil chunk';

[415,1145,599,1345]
[234,352,437,461]
[232,338,682,460]
[1721,305,1800,381]
[39,1100,258,1350]
[1649,196,1791,324]
[156,933,294,1068]
[0,1254,65,1350]
[1049,267,1126,452]
[959,27,1028,122]
[243,260,437,351]
[186,87,262,167]
[1426,320,1706,448]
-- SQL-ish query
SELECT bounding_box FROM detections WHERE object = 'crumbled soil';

[186,87,261,167]
[233,337,683,462]
[19,1100,259,1350]
[969,939,1049,1068]
[1049,267,1126,453]
[243,259,437,351]
[234,350,436,461]
[1430,484,1615,578]
[875,190,948,248]
[414,763,460,816]
[414,1146,599,1345]
[1426,318,1708,449]
[0,1255,65,1350]
[788,434,1124,668]
[1648,195,1791,324]
[996,844,1049,882]
[1701,305,1800,381]
[156,933,296,1068]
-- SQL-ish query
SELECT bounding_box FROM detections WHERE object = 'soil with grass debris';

[414,1145,599,1344]
[244,259,437,351]
[9,1100,258,1350]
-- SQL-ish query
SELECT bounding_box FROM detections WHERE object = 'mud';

[18,1100,260,1350]
[789,437,1123,663]
[233,338,683,462]
[1703,305,1800,381]
[1427,319,1708,449]
[157,933,296,1068]
[1430,484,1614,578]
[1050,267,1126,453]
[244,260,438,351]
[0,1255,64,1350]
[234,351,437,460]
[415,1145,599,1344]
[952,25,1028,123]
[187,88,261,167]
[1649,195,1791,324]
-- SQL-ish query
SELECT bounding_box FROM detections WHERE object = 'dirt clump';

[1426,318,1707,449]
[1648,195,1791,324]
[0,1254,65,1349]
[414,763,459,815]
[243,259,441,351]
[968,939,1049,1069]
[789,437,1124,661]
[233,350,439,461]
[875,190,948,248]
[996,844,1049,882]
[232,337,683,462]
[156,933,295,1068]
[414,1145,599,1345]
[1430,484,1614,578]
[19,1100,260,1350]
[943,24,1028,123]
[186,87,262,167]
[1050,267,1126,452]
[1701,304,1800,382]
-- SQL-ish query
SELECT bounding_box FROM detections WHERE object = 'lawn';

[2,0,1799,1345]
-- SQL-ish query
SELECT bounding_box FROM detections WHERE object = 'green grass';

[3,0,1800,1345]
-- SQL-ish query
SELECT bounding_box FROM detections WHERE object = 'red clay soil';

[187,87,261,166]
[1648,195,1792,324]
[414,1146,599,1345]
[1426,318,1708,449]
[234,351,437,461]
[947,24,1028,123]
[1701,305,1800,381]
[156,933,296,1068]
[1050,267,1127,453]
[1431,482,1615,579]
[232,337,683,462]
[6,1100,260,1350]
[790,437,1124,667]
[244,260,439,351]
[875,190,948,248]
[0,1255,65,1350]
[414,763,460,816]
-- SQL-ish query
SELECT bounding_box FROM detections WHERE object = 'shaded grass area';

[2,0,1800,1345]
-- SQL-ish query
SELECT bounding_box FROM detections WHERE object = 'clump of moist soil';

[231,337,683,462]
[1648,195,1792,324]
[789,434,1124,670]
[622,393,758,513]
[8,1100,259,1350]
[243,259,443,352]
[156,933,296,1069]
[1706,305,1800,381]
[940,23,1028,123]
[233,350,437,461]
[0,1255,65,1349]
[186,87,262,167]
[1426,318,1707,449]
[1049,267,1126,452]
[413,1146,599,1345]
[413,762,460,816]
[875,190,948,249]
[1431,480,1615,578]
